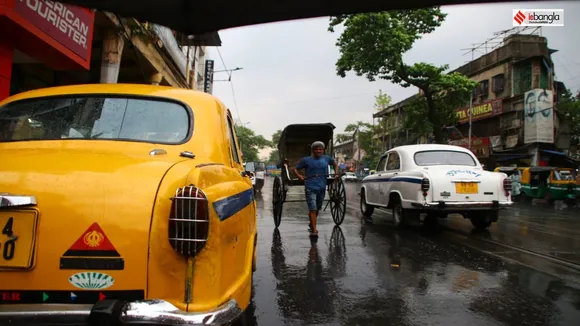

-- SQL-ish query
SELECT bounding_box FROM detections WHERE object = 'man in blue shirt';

[292,141,339,236]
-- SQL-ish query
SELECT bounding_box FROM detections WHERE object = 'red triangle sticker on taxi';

[62,223,120,257]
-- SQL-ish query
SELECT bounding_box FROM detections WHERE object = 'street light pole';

[468,95,473,150]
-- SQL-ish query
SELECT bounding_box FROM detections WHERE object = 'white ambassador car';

[359,144,513,230]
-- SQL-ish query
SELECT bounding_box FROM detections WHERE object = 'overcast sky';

[209,1,580,157]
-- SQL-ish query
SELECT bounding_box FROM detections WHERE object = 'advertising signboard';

[456,98,503,124]
[14,0,95,61]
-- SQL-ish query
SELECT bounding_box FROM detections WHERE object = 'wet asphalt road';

[247,178,580,326]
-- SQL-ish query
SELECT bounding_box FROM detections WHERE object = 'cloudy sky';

[208,1,580,158]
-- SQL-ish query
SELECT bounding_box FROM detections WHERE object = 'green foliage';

[329,8,477,142]
[267,129,282,163]
[557,89,580,148]
[234,124,272,162]
[374,89,392,111]
[403,71,478,137]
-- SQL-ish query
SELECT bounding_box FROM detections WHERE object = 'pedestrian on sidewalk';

[291,141,340,237]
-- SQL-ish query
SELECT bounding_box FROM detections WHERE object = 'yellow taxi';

[0,84,257,325]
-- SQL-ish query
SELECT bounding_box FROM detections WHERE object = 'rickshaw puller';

[292,141,339,236]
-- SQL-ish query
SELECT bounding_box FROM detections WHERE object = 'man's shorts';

[305,187,326,211]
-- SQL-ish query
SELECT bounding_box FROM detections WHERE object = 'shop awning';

[496,154,532,162]
[541,149,566,156]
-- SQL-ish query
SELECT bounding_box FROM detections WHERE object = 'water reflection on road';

[249,178,580,325]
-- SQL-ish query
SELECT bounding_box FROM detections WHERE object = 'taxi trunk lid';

[426,166,501,203]
[0,143,187,304]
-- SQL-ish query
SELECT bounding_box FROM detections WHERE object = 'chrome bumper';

[0,298,242,325]
[411,200,512,211]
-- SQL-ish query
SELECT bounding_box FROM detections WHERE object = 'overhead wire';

[215,47,242,123]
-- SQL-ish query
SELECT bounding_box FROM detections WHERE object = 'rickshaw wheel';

[272,176,284,228]
[328,178,347,225]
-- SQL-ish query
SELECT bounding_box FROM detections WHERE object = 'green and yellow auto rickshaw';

[520,166,576,204]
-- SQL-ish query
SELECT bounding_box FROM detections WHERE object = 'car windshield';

[0,96,190,144]
[414,150,477,166]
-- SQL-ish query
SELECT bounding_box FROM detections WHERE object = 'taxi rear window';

[0,96,191,144]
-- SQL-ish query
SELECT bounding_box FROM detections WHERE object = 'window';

[414,150,477,166]
[0,96,190,143]
[539,63,550,89]
[479,80,489,97]
[226,116,240,164]
[386,152,401,170]
[376,155,388,171]
[492,74,505,93]
[245,162,255,172]
[513,61,532,95]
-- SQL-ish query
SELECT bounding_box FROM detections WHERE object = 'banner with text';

[524,88,554,144]
[14,0,95,61]
[456,98,503,124]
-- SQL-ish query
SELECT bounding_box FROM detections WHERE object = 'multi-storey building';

[372,31,574,168]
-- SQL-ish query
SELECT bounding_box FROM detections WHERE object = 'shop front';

[0,0,95,100]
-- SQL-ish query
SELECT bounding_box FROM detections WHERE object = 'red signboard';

[449,137,490,158]
[14,0,94,61]
[456,98,503,124]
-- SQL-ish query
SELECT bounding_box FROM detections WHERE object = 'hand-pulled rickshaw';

[519,166,576,204]
[271,123,347,228]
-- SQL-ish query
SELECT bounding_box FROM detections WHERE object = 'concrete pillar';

[150,73,162,85]
[0,38,13,101]
[100,29,124,83]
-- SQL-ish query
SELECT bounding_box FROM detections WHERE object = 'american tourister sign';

[14,0,95,61]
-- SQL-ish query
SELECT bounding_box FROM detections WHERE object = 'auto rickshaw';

[520,166,576,204]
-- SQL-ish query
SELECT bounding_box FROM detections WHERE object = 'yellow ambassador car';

[0,84,257,325]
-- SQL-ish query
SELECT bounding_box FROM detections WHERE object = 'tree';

[328,9,478,143]
[234,124,272,162]
[374,89,392,111]
[268,129,282,163]
[343,121,381,169]
[557,89,580,150]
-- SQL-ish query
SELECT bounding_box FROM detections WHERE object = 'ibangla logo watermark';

[513,9,564,26]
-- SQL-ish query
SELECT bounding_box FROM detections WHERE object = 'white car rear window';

[414,150,476,166]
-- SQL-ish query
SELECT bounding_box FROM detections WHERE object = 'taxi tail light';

[503,178,512,196]
[421,178,430,196]
[168,185,209,257]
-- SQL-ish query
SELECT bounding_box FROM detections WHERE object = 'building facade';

[333,130,367,173]
[372,32,574,168]
[0,0,220,102]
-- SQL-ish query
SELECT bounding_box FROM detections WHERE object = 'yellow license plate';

[0,210,38,269]
[455,182,478,194]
